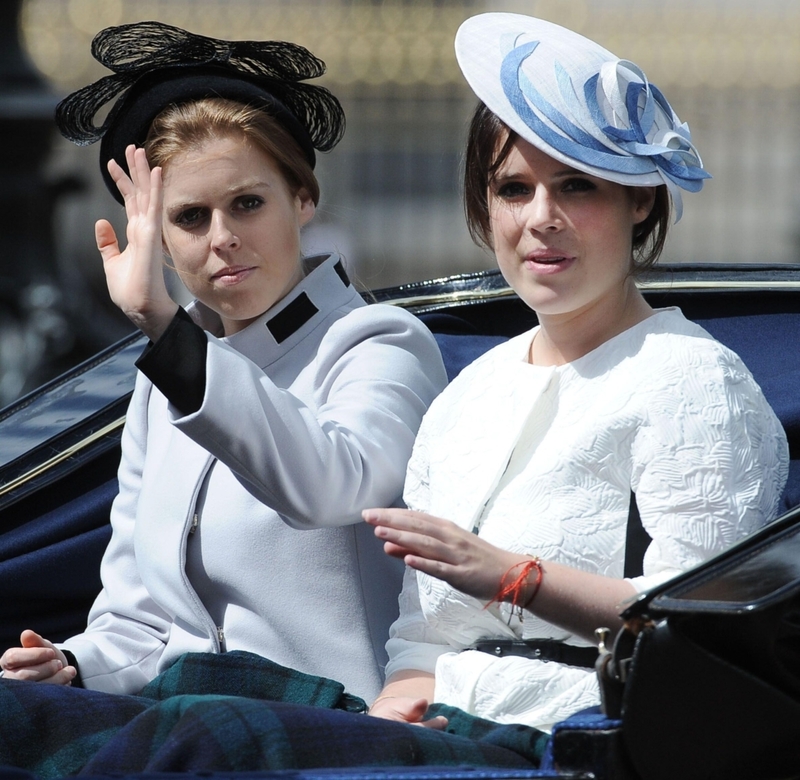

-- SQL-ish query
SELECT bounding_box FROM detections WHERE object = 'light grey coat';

[61,254,447,701]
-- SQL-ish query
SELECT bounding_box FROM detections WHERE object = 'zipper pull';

[217,627,226,652]
[189,514,199,535]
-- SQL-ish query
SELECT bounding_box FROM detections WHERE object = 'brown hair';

[463,102,670,274]
[145,97,320,204]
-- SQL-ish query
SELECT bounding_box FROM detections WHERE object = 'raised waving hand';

[95,144,178,342]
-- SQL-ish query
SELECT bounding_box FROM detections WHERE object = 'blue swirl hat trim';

[456,13,710,221]
[500,40,710,213]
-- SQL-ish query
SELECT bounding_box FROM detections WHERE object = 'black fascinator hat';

[55,21,345,203]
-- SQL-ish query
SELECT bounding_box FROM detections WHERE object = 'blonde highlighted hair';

[145,97,320,204]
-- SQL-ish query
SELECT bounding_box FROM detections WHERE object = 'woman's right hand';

[0,630,76,685]
[369,696,448,729]
[95,144,178,342]
[367,671,448,729]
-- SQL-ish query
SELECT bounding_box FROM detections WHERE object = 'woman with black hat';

[364,12,788,732]
[0,21,447,705]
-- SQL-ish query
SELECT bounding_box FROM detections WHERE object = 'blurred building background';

[2,0,800,404]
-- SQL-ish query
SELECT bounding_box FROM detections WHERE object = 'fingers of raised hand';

[126,145,148,210]
[110,146,161,220]
[107,157,135,203]
[133,148,162,217]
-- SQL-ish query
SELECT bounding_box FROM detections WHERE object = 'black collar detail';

[267,292,319,344]
[333,259,351,287]
[265,259,351,343]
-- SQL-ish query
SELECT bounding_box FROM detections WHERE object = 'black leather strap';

[469,639,599,668]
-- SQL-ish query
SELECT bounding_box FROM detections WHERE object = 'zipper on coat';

[180,457,224,654]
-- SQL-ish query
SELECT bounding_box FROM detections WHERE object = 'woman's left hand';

[363,508,527,602]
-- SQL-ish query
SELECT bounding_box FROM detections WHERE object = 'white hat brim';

[455,13,670,188]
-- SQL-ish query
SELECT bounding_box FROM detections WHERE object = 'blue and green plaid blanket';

[0,652,548,778]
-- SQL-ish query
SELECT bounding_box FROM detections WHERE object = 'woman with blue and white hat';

[365,13,788,732]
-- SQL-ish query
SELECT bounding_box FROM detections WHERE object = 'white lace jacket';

[385,308,788,731]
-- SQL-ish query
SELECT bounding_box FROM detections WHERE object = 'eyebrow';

[228,179,272,193]
[492,166,588,185]
[552,167,585,179]
[165,180,272,212]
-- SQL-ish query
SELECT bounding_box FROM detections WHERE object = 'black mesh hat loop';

[55,20,345,200]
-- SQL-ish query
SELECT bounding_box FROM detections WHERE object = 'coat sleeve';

[629,341,789,593]
[168,304,448,529]
[59,373,173,694]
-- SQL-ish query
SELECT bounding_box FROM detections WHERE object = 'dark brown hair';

[145,97,320,204]
[463,102,670,274]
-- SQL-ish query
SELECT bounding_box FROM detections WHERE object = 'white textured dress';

[385,307,788,731]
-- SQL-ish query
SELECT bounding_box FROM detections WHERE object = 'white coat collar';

[186,253,361,368]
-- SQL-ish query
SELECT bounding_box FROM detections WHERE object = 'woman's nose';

[210,212,240,251]
[525,188,563,233]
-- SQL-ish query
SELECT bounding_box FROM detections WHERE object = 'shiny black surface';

[371,263,800,313]
[621,503,800,618]
[655,519,800,611]
[0,333,144,512]
[0,334,143,468]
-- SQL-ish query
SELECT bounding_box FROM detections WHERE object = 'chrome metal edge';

[0,416,126,499]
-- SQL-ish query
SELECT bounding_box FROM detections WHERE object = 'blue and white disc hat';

[455,13,710,221]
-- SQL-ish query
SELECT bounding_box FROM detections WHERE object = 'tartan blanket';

[0,651,548,778]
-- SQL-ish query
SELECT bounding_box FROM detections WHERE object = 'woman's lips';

[524,252,576,274]
[211,266,255,286]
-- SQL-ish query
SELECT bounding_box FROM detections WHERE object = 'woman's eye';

[174,208,205,227]
[495,181,529,199]
[237,195,264,211]
[562,177,596,193]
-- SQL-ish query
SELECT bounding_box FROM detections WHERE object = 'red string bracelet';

[485,557,543,617]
